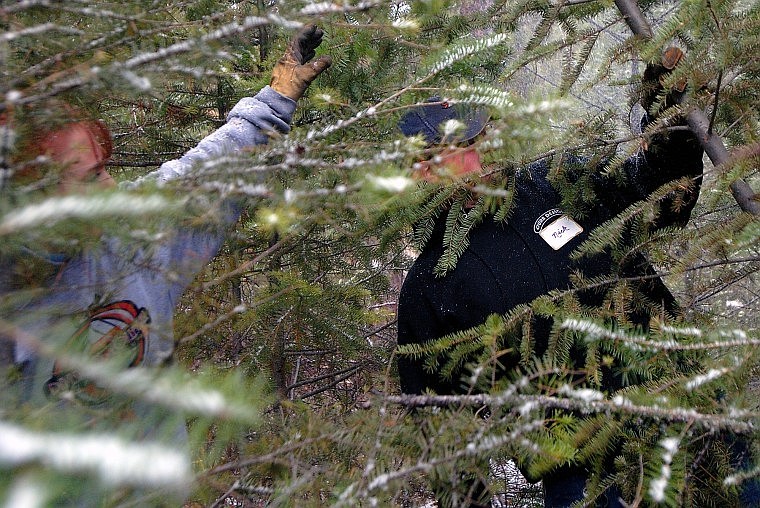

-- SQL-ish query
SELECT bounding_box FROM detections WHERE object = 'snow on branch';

[1,23,81,41]
[562,318,760,351]
[383,389,755,433]
[425,33,509,76]
[0,192,181,235]
[0,421,191,487]
[123,15,286,70]
[648,436,680,502]
[300,1,384,16]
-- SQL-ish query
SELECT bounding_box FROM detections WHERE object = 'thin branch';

[176,284,297,345]
[285,363,362,392]
[709,71,722,135]
[204,435,332,475]
[363,319,397,340]
[297,366,363,400]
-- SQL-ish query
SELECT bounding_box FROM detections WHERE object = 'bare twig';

[709,71,722,135]
[285,363,362,392]
[297,365,363,400]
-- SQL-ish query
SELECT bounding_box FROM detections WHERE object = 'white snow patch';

[0,422,190,487]
[366,174,413,193]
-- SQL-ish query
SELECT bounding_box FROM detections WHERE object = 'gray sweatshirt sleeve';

[122,86,298,363]
[146,85,298,305]
[136,86,297,185]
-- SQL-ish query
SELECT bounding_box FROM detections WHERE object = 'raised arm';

[142,26,332,303]
[591,48,704,229]
[136,25,332,186]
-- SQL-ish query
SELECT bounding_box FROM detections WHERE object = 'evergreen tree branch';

[0,421,191,488]
[123,15,280,70]
[336,418,546,506]
[2,13,293,110]
[614,0,760,216]
[562,318,760,351]
[306,32,510,141]
[0,23,81,41]
[298,1,384,16]
[383,392,754,433]
[566,255,759,298]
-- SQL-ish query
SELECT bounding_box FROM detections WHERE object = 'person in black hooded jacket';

[396,48,705,507]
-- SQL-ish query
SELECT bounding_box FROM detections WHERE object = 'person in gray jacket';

[3,25,331,407]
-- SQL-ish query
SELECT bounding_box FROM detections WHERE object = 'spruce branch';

[2,13,298,110]
[123,15,284,70]
[562,318,760,351]
[0,318,270,422]
[9,6,234,91]
[725,464,760,488]
[305,32,510,142]
[336,418,546,506]
[0,23,81,42]
[383,391,755,433]
[0,192,182,236]
[0,421,191,488]
[614,0,760,216]
[0,0,50,14]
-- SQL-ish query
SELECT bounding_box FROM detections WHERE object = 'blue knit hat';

[398,97,489,145]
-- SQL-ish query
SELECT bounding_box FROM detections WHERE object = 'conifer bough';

[615,0,760,216]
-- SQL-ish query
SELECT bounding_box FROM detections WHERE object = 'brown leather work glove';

[270,25,332,101]
[640,47,687,115]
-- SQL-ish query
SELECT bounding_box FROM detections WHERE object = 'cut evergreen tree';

[0,0,757,506]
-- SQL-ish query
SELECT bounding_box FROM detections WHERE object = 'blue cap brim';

[398,98,489,145]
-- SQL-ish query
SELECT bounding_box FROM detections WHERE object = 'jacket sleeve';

[133,86,297,186]
[592,119,704,229]
[625,119,704,228]
[128,86,298,320]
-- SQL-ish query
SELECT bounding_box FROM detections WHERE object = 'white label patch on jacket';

[537,214,583,250]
